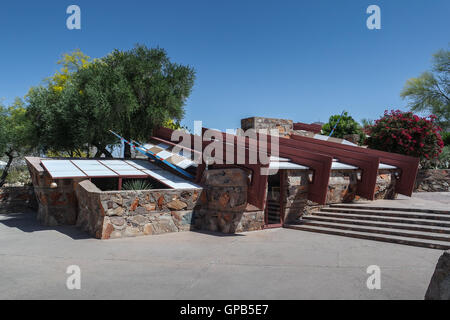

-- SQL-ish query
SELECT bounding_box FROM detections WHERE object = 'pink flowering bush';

[365,110,444,166]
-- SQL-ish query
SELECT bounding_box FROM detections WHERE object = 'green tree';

[401,49,450,130]
[26,49,97,157]
[27,45,195,158]
[0,99,34,187]
[322,112,365,143]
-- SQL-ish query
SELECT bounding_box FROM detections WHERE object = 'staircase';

[285,204,450,250]
[267,199,281,225]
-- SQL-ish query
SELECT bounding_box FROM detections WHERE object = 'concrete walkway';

[0,208,443,300]
[353,192,450,212]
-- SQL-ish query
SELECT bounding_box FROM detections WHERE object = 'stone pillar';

[241,117,293,137]
[26,157,84,226]
[374,169,398,200]
[196,168,264,233]
[326,170,358,204]
[282,170,310,223]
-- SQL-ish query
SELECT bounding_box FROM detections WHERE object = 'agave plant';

[122,179,153,191]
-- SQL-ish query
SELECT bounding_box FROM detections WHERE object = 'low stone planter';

[0,186,37,213]
[415,169,450,192]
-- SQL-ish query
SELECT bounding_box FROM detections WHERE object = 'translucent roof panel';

[125,160,161,171]
[142,169,201,189]
[71,160,118,177]
[40,159,200,190]
[331,161,358,170]
[41,160,86,179]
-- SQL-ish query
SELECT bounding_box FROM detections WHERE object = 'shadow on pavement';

[0,211,91,240]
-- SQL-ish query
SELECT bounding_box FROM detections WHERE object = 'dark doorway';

[265,170,284,228]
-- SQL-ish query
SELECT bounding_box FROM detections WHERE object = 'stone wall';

[326,170,358,204]
[76,180,201,239]
[282,170,309,223]
[0,186,37,213]
[75,168,266,239]
[415,169,450,192]
[241,117,293,137]
[195,168,265,233]
[26,157,84,226]
[374,170,397,200]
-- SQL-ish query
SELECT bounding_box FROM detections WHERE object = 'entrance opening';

[265,171,283,227]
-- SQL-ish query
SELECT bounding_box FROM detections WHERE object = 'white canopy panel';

[41,160,86,178]
[40,159,201,190]
[71,160,118,177]
[129,160,201,189]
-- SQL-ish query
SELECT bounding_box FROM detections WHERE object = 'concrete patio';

[0,203,444,300]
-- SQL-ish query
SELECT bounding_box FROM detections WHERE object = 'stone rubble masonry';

[0,186,37,213]
[241,117,293,138]
[195,168,265,233]
[326,170,358,204]
[374,170,398,200]
[75,179,200,239]
[25,156,400,239]
[26,157,85,226]
[282,169,310,223]
[415,169,450,192]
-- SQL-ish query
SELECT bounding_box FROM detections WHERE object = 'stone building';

[25,117,419,240]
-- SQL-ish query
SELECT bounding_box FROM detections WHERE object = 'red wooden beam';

[271,135,381,200]
[293,122,322,134]
[203,128,333,205]
[290,134,419,197]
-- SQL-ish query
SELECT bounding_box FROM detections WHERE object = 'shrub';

[438,146,450,169]
[322,112,365,143]
[442,131,450,146]
[365,110,444,166]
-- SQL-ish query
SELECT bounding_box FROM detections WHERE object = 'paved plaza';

[0,195,446,300]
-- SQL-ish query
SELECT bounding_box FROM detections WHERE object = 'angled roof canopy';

[40,159,201,190]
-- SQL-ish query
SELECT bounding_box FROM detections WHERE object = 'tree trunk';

[124,143,131,159]
[93,144,114,158]
[102,148,114,158]
[0,152,14,188]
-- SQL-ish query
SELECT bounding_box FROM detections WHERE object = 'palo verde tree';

[401,49,450,131]
[0,99,34,187]
[26,49,99,157]
[27,45,195,158]
[77,45,195,157]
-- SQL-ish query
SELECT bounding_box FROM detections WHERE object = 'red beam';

[290,134,419,197]
[293,122,322,134]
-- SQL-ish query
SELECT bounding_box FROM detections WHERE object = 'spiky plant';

[122,179,153,191]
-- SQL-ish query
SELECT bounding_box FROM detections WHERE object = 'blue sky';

[0,0,449,131]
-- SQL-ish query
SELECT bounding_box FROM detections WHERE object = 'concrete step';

[305,215,450,235]
[285,224,450,250]
[321,207,450,221]
[330,204,450,215]
[300,219,450,242]
[313,211,450,228]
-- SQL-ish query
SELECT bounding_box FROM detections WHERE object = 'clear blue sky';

[0,0,449,131]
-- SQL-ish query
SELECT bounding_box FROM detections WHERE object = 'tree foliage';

[26,45,195,158]
[401,49,450,130]
[321,112,365,142]
[0,99,34,187]
[365,110,444,167]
